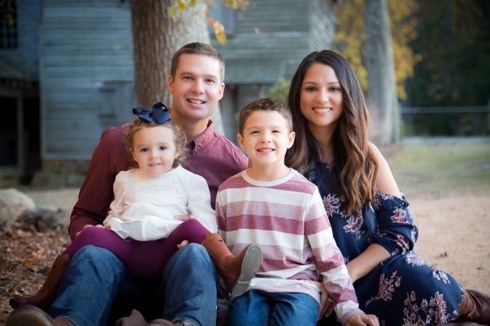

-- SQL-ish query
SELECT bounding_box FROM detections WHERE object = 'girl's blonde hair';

[123,118,188,169]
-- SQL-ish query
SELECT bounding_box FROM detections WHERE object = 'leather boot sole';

[229,244,262,297]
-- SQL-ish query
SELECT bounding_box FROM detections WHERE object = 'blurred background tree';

[318,0,489,137]
[364,0,399,144]
[407,0,490,108]
[334,0,420,101]
[406,0,490,136]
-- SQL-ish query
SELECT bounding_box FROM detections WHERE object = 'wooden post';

[258,84,265,98]
[487,100,490,135]
[16,96,25,179]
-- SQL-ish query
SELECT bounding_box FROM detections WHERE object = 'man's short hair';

[170,42,225,82]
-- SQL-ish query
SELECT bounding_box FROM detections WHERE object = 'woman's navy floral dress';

[312,163,463,325]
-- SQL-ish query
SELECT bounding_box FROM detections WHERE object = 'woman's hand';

[306,280,334,319]
[344,313,379,326]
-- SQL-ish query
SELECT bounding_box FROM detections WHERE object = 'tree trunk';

[444,0,452,97]
[130,0,208,108]
[364,0,399,144]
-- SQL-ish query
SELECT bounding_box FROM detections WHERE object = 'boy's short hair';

[170,42,225,82]
[238,98,293,135]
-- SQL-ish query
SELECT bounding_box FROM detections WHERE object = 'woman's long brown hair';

[285,50,378,213]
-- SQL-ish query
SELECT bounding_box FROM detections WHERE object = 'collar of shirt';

[188,120,214,153]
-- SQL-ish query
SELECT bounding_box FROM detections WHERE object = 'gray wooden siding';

[41,0,134,160]
[211,0,335,84]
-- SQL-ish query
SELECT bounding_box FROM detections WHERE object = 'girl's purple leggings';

[64,219,210,279]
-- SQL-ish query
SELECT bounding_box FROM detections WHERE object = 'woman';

[285,50,490,325]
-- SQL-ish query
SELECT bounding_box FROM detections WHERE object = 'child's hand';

[177,240,189,249]
[344,313,379,326]
[174,215,191,221]
[96,224,112,230]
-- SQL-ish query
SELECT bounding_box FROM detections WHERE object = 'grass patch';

[387,142,490,199]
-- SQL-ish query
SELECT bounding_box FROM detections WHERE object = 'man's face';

[168,54,225,125]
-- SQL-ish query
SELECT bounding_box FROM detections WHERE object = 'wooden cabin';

[0,0,337,187]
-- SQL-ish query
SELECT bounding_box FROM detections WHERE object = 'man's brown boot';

[10,254,71,311]
[453,289,490,325]
[5,305,74,326]
[201,233,262,297]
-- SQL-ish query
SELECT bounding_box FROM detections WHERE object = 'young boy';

[216,98,379,326]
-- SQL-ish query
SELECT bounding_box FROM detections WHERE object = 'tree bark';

[364,0,399,144]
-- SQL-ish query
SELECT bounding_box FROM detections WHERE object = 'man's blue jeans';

[226,289,319,326]
[48,244,218,326]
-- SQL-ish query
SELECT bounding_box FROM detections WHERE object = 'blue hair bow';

[132,102,171,124]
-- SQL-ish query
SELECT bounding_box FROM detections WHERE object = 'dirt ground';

[0,142,489,325]
[409,194,490,326]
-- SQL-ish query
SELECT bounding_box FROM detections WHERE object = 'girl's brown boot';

[201,233,262,297]
[9,254,71,311]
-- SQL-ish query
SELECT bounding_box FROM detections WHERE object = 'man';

[6,42,248,326]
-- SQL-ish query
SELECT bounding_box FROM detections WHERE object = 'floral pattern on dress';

[432,270,451,285]
[391,207,410,224]
[322,193,341,216]
[395,233,411,255]
[365,271,402,307]
[344,210,364,240]
[323,192,364,240]
[402,291,453,326]
[405,252,427,267]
